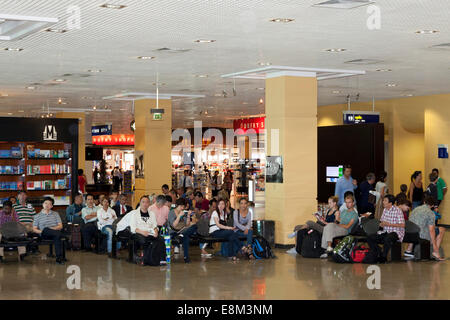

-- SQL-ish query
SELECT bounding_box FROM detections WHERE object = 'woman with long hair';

[408,171,424,210]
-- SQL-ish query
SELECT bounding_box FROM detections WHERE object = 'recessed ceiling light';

[45,28,67,33]
[255,87,265,90]
[100,3,127,9]
[119,108,127,111]
[194,39,216,43]
[242,102,249,105]
[259,98,264,104]
[415,30,439,34]
[93,106,97,110]
[386,83,397,87]
[332,90,341,94]
[53,79,66,82]
[26,86,36,90]
[325,48,346,52]
[4,47,23,51]
[401,93,413,97]
[195,74,208,78]
[87,69,102,73]
[269,18,295,23]
[137,56,155,60]
[18,110,24,113]
[257,62,272,66]
[376,69,392,72]
[7,113,12,115]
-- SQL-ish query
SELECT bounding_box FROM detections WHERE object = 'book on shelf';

[63,149,69,158]
[34,149,40,158]
[41,150,50,158]
[11,147,22,158]
[0,150,11,158]
[58,150,64,158]
[27,181,35,190]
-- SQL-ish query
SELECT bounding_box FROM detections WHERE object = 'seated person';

[13,191,36,234]
[0,200,26,261]
[149,195,169,228]
[168,198,197,263]
[97,197,119,256]
[406,196,445,261]
[81,194,99,251]
[8,196,17,206]
[233,198,254,259]
[320,194,359,258]
[109,191,120,208]
[300,196,340,235]
[93,195,100,207]
[32,197,65,264]
[210,199,243,261]
[339,191,358,215]
[113,194,132,218]
[366,194,405,263]
[194,191,210,214]
[66,194,85,224]
[396,198,412,221]
[130,195,166,266]
[164,195,174,209]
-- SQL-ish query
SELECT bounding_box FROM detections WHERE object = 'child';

[395,184,408,203]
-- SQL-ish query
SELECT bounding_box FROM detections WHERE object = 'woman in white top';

[97,197,118,255]
[209,199,244,261]
[374,171,388,220]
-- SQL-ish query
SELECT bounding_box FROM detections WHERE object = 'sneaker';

[201,253,212,258]
[404,251,414,258]
[174,246,180,254]
[286,247,297,255]
[327,247,333,253]
[184,257,191,263]
[320,253,328,259]
[160,261,167,266]
[55,257,65,265]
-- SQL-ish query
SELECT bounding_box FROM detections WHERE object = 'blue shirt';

[335,176,357,206]
[66,203,85,223]
[81,206,99,223]
[340,209,359,235]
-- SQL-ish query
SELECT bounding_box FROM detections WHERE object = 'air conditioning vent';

[345,59,383,65]
[431,43,450,49]
[154,47,191,53]
[313,0,374,9]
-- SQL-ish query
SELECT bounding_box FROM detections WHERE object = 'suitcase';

[299,229,322,258]
[69,224,82,250]
[143,237,166,266]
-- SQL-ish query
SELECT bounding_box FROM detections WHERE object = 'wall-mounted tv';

[85,146,103,161]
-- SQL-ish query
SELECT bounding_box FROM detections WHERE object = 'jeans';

[235,229,253,245]
[101,225,120,253]
[41,228,63,258]
[172,224,198,259]
[81,222,97,249]
[211,229,241,257]
[412,201,422,210]
[367,232,399,259]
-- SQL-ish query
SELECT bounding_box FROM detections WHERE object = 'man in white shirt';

[179,170,193,193]
[211,171,222,198]
[130,195,166,265]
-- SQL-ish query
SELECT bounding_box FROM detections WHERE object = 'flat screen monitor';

[86,147,103,161]
[326,165,343,183]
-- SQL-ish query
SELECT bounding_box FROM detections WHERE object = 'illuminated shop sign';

[233,117,265,134]
[92,134,134,146]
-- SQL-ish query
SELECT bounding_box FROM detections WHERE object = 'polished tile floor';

[0,238,448,300]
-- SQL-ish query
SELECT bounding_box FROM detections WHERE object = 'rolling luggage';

[298,229,322,258]
[69,224,82,250]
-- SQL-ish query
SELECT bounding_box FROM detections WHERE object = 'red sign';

[233,117,265,134]
[92,134,135,146]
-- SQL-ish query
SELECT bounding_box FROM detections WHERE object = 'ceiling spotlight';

[100,3,127,9]
[257,62,272,66]
[415,30,439,34]
[259,98,264,104]
[194,39,216,43]
[204,110,208,115]
[87,69,102,73]
[270,18,295,23]
[26,86,36,90]
[58,97,62,104]
[375,69,392,72]
[332,90,341,94]
[93,106,97,110]
[386,83,397,87]
[137,56,155,60]
[325,48,346,52]
[45,28,67,33]
[195,74,208,78]
[3,48,24,51]
[53,79,66,82]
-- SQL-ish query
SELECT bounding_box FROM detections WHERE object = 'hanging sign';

[343,111,380,124]
[233,117,265,134]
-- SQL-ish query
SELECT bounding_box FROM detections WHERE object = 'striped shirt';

[33,210,62,231]
[13,203,36,224]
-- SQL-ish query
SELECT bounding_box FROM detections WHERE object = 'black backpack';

[299,229,323,258]
[143,237,166,266]
[252,235,274,259]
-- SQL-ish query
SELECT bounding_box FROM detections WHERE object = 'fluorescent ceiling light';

[386,83,397,87]
[26,86,36,90]
[87,69,102,73]
[195,74,208,78]
[376,69,392,72]
[257,62,272,66]
[269,18,294,23]
[194,39,216,43]
[100,4,127,9]
[313,0,374,9]
[0,14,58,40]
[137,56,155,60]
[45,28,67,33]
[325,48,346,52]
[3,47,23,51]
[53,79,66,82]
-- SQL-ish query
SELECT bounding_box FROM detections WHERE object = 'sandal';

[246,245,255,260]
[431,252,445,261]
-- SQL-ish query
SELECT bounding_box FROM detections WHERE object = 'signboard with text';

[233,117,265,134]
[343,111,380,125]
[91,124,112,136]
[92,134,134,146]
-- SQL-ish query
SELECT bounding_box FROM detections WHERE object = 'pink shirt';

[149,203,169,226]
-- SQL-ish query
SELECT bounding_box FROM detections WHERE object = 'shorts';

[435,227,440,236]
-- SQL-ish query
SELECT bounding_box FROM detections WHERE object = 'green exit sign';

[153,113,163,120]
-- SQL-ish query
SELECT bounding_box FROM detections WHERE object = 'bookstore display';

[0,142,72,207]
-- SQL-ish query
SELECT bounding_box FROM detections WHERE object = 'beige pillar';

[265,76,317,245]
[133,99,172,207]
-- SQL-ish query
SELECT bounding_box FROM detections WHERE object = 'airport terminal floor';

[0,238,448,300]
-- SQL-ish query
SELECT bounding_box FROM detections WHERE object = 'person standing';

[432,168,447,207]
[374,171,388,220]
[334,165,357,207]
[77,169,87,194]
[408,171,424,210]
[358,172,376,214]
[93,166,99,184]
[223,171,233,197]
[211,171,222,198]
[119,169,124,192]
[426,172,439,205]
[113,167,121,192]
[178,170,193,193]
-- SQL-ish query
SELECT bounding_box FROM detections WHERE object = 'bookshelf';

[0,141,72,207]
